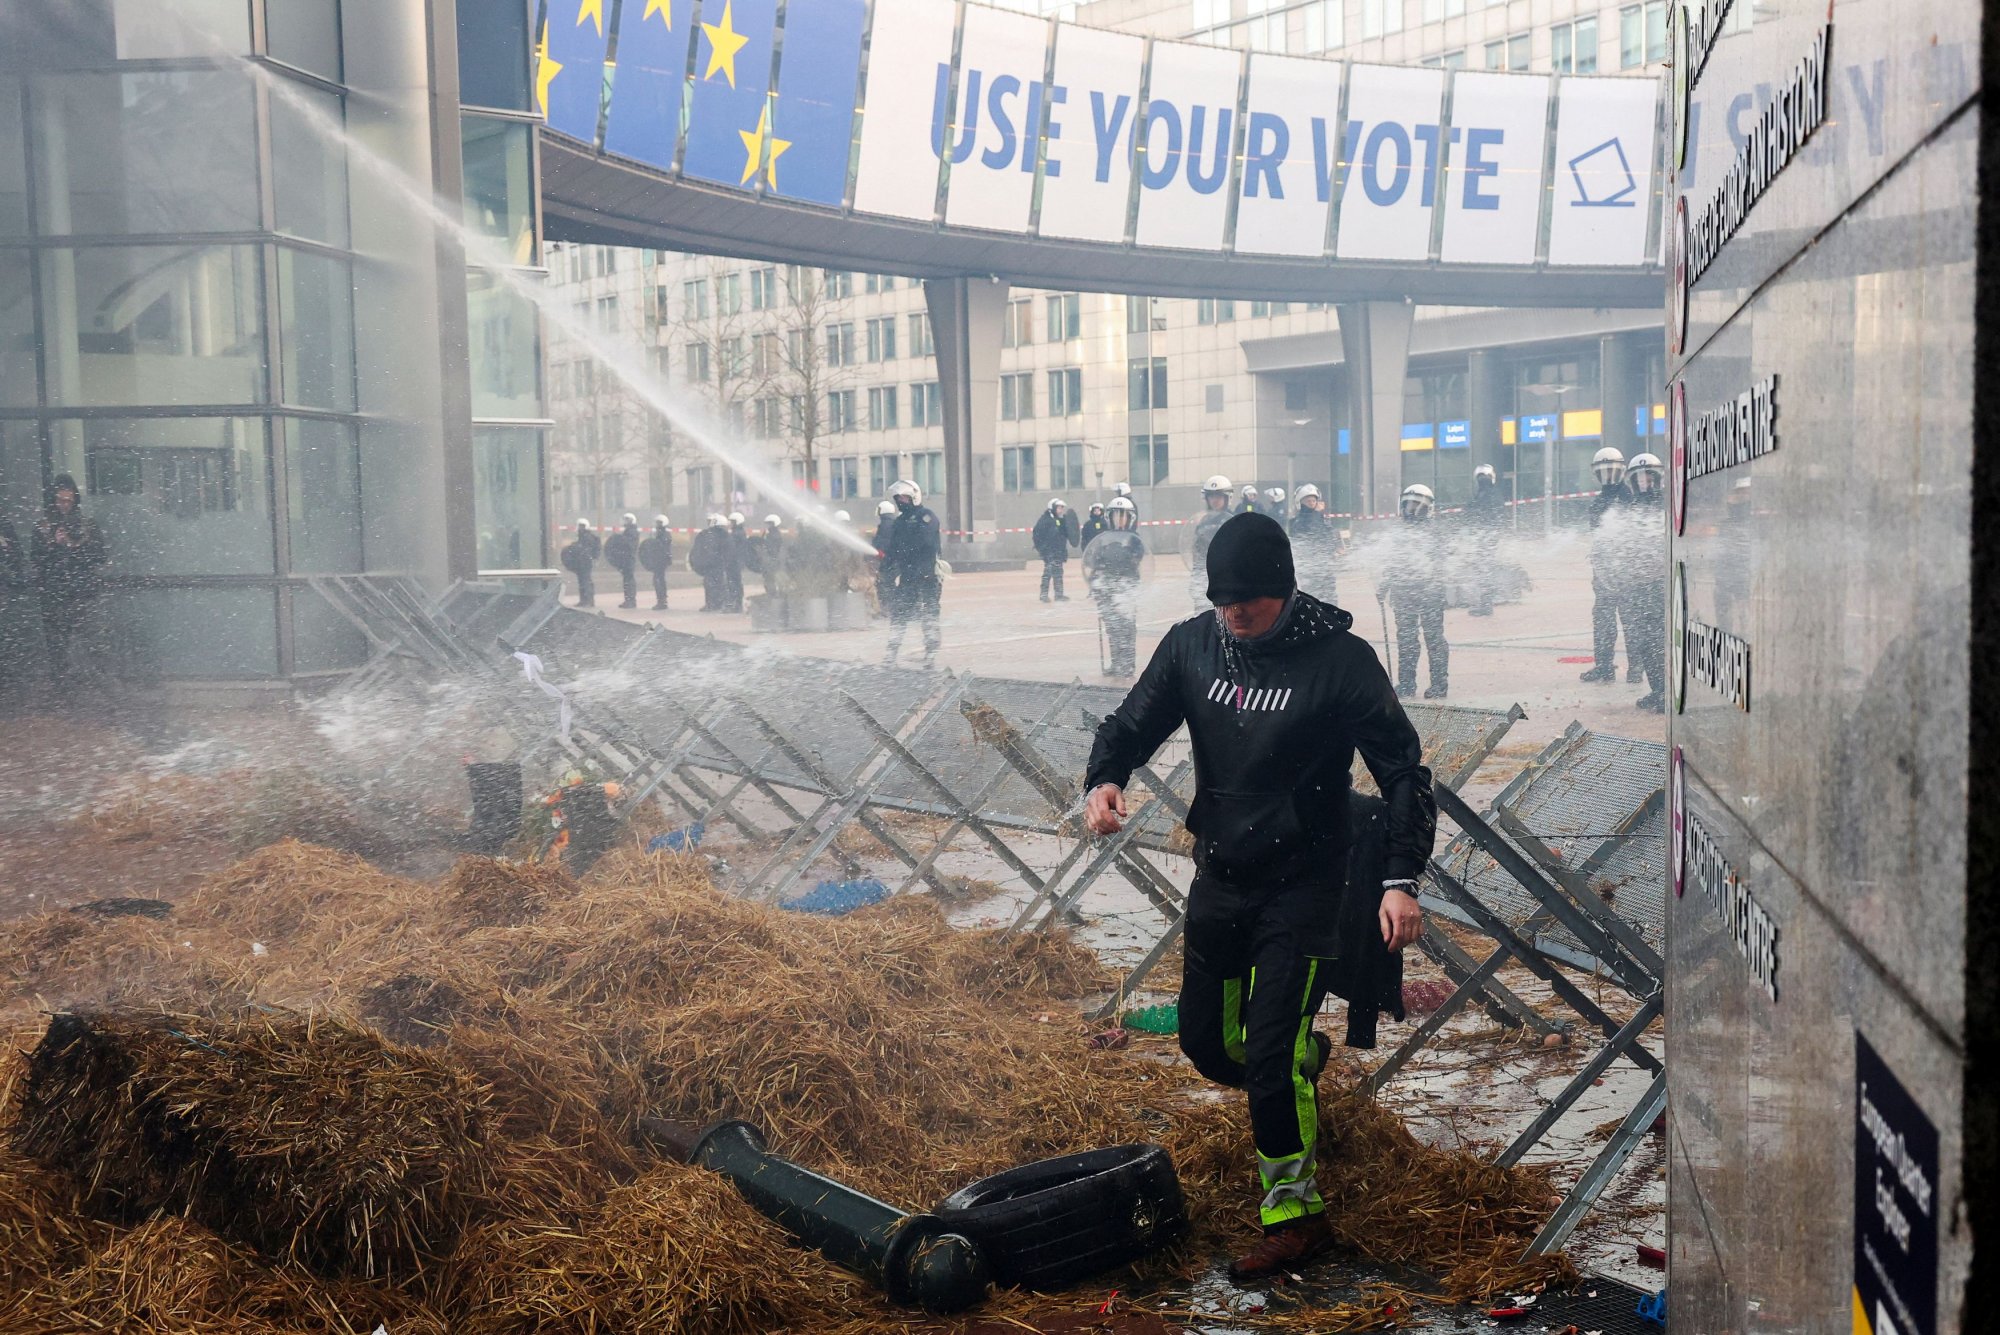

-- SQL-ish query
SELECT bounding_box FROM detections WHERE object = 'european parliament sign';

[537,0,1662,270]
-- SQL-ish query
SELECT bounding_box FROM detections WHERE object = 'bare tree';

[769,266,858,492]
[662,258,774,506]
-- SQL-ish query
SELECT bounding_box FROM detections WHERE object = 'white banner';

[851,0,959,221]
[1034,23,1145,243]
[943,6,1051,232]
[1132,40,1242,251]
[1233,53,1341,258]
[1334,65,1445,261]
[1440,72,1550,265]
[1547,76,1660,266]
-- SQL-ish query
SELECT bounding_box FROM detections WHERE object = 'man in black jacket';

[637,516,674,610]
[604,514,641,609]
[882,480,942,666]
[1084,512,1435,1281]
[1031,497,1076,602]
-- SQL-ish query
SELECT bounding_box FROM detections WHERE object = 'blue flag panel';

[683,0,781,188]
[768,0,867,206]
[604,0,695,169]
[540,0,612,144]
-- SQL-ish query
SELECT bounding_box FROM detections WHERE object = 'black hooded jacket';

[1086,592,1436,885]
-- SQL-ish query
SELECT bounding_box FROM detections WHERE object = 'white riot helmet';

[764,514,781,527]
[1592,447,1629,486]
[1107,496,1136,513]
[833,510,852,522]
[889,479,921,503]
[622,512,638,525]
[1113,481,1132,497]
[1088,501,1104,513]
[575,517,591,528]
[1202,475,1233,495]
[1628,453,1664,492]
[1048,497,1067,512]
[1295,484,1321,501]
[706,512,727,527]
[1400,483,1436,520]
[1240,484,1260,500]
[1474,464,1497,483]
[1265,487,1286,504]
[877,500,897,516]
[655,514,670,526]
[727,511,745,526]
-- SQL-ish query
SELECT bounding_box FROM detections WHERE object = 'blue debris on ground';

[783,878,891,916]
[647,822,706,853]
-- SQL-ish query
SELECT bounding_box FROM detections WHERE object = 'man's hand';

[1084,783,1128,837]
[1379,886,1424,951]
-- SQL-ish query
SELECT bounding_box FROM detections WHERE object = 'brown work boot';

[1228,1213,1334,1282]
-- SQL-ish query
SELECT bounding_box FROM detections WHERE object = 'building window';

[1196,298,1236,325]
[750,266,778,310]
[1485,34,1530,69]
[1441,49,1467,67]
[1128,356,1168,411]
[909,312,935,357]
[828,456,859,499]
[824,269,854,299]
[1048,442,1084,490]
[790,458,819,492]
[754,396,784,438]
[865,273,897,294]
[828,389,858,433]
[719,334,745,377]
[1420,0,1466,20]
[1129,434,1170,487]
[717,271,742,315]
[869,454,900,495]
[1301,0,1341,51]
[1621,1,1667,67]
[869,385,900,429]
[1048,367,1082,417]
[1002,297,1034,348]
[1205,384,1224,413]
[1552,17,1598,72]
[1001,372,1035,421]
[912,451,945,497]
[1045,293,1081,342]
[826,322,857,367]
[1191,0,1227,30]
[912,381,944,426]
[1362,0,1402,39]
[752,331,782,377]
[1002,446,1036,492]
[1126,295,1166,333]
[685,341,711,382]
[866,316,898,362]
[683,279,708,320]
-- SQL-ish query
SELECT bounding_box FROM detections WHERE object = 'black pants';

[1040,560,1066,598]
[651,568,668,609]
[1179,875,1337,1228]
[618,566,638,608]
[723,568,744,612]
[1392,589,1448,692]
[887,575,941,657]
[1590,568,1626,669]
[701,573,726,610]
[1469,534,1499,614]
[1626,578,1666,693]
[576,569,595,607]
[1094,580,1138,675]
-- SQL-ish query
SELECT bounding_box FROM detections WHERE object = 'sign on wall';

[1335,65,1446,262]
[1854,1031,1938,1335]
[1548,76,1661,266]
[942,5,1051,232]
[1233,53,1342,258]
[850,0,957,221]
[1440,72,1549,265]
[1133,41,1244,251]
[1034,22,1145,244]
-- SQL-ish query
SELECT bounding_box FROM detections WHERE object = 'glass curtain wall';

[458,2,547,572]
[0,3,368,680]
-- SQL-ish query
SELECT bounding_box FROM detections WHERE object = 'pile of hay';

[0,839,1573,1333]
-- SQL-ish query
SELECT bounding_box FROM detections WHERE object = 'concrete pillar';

[1468,347,1506,484]
[1336,300,1415,520]
[1599,332,1643,460]
[925,277,1006,542]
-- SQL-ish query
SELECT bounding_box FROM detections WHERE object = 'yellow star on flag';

[702,0,751,88]
[534,21,564,119]
[737,104,792,188]
[642,0,673,25]
[576,0,604,36]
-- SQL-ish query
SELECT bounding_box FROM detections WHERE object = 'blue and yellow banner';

[768,0,867,206]
[538,0,612,144]
[1399,423,1435,452]
[604,0,693,169]
[683,0,781,189]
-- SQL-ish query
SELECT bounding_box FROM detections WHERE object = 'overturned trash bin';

[640,1117,992,1314]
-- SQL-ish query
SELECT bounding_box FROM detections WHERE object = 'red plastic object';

[1637,1244,1667,1269]
[1557,655,1596,663]
[1486,1307,1530,1320]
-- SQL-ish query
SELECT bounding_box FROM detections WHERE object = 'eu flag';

[604,0,694,169]
[682,0,780,189]
[768,0,866,206]
[539,0,612,146]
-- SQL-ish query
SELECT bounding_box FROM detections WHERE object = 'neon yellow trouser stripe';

[1222,971,1248,1067]
[1257,959,1325,1227]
